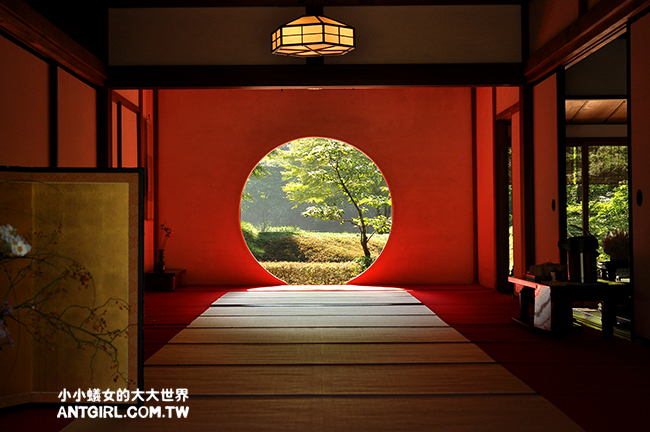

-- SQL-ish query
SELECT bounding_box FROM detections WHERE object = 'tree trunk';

[334,162,371,259]
[360,229,371,258]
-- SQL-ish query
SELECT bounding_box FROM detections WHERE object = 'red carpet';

[408,285,650,432]
[143,286,246,360]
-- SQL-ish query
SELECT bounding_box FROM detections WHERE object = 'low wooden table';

[145,269,186,292]
[509,277,631,338]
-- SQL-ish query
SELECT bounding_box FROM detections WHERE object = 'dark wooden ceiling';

[566,99,628,124]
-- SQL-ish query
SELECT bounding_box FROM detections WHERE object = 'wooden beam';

[496,101,520,120]
[107,63,524,89]
[107,1,527,8]
[495,118,512,293]
[49,63,58,168]
[0,0,106,86]
[520,83,536,269]
[96,87,112,168]
[471,88,479,283]
[525,0,650,83]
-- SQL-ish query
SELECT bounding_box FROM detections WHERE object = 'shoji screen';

[532,73,563,266]
[630,12,650,340]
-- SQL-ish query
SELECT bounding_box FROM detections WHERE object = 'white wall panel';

[109,6,521,66]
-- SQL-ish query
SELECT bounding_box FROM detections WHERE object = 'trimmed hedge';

[247,231,387,263]
[260,261,363,285]
[242,223,388,284]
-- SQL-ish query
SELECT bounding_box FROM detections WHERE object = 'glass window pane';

[587,145,629,259]
[566,145,583,238]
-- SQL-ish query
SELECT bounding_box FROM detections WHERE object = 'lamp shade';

[271,15,355,57]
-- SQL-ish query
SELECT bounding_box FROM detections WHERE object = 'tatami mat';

[145,363,536,395]
[186,314,448,328]
[63,288,583,432]
[213,291,421,305]
[62,395,582,432]
[201,304,435,316]
[145,341,495,365]
[168,326,469,344]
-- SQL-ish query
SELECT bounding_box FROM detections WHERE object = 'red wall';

[58,68,97,168]
[157,88,476,286]
[496,86,519,115]
[0,35,50,168]
[476,87,497,289]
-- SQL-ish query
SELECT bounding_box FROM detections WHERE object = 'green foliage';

[271,138,391,258]
[589,184,629,235]
[566,183,629,260]
[240,221,265,257]
[241,164,287,231]
[354,256,376,271]
[302,204,345,221]
[241,222,305,260]
[260,261,363,285]
[241,164,359,233]
[241,138,392,283]
[588,145,628,184]
[241,165,272,203]
[565,144,629,262]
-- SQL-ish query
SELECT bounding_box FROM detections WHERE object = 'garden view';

[241,138,392,284]
[565,143,629,263]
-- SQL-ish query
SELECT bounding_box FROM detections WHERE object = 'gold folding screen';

[0,169,142,407]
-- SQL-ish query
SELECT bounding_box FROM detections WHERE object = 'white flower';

[10,236,31,256]
[0,224,31,256]
[0,224,15,242]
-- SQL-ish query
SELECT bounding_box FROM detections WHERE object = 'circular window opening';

[241,138,392,285]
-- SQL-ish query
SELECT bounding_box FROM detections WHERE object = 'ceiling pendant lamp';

[271,11,355,57]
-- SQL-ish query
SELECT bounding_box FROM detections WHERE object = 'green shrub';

[265,225,305,234]
[354,256,375,271]
[260,261,363,285]
[241,223,388,284]
[240,221,259,239]
[241,221,265,258]
[247,229,387,263]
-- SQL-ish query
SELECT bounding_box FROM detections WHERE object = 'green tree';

[274,138,391,259]
[565,145,629,260]
[241,162,280,232]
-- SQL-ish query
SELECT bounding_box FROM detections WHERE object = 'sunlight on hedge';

[260,261,363,285]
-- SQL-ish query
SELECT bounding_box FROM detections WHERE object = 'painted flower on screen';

[0,223,131,383]
[0,224,32,257]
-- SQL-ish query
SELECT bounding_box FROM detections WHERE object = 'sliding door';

[630,13,650,340]
[532,72,565,266]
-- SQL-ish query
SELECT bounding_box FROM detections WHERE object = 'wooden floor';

[63,288,584,431]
